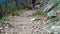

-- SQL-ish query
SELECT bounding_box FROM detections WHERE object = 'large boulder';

[50,26,60,34]
[43,3,54,12]
[40,0,59,12]
[47,10,56,18]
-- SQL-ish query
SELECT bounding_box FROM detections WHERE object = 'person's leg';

[32,0,36,9]
[33,4,35,8]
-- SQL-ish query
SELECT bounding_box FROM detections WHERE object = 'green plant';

[0,16,9,23]
[56,0,60,2]
[11,11,19,16]
[5,2,15,12]
[50,18,57,22]
[20,3,29,9]
[33,10,46,18]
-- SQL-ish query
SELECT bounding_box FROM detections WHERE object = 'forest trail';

[20,10,37,17]
[2,9,48,34]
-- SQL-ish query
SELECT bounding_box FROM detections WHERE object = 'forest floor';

[0,9,49,34]
[1,9,60,34]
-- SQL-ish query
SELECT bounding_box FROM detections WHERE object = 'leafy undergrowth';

[0,9,26,23]
[33,10,47,18]
[50,17,58,22]
[33,10,60,22]
[11,9,27,16]
[0,16,9,23]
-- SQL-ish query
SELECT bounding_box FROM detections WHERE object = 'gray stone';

[53,30,60,34]
[47,10,56,17]
[43,21,55,33]
[57,3,60,9]
[51,26,60,31]
[50,25,60,34]
[40,0,59,13]
[43,3,54,12]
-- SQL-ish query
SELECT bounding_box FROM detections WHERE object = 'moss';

[0,16,9,23]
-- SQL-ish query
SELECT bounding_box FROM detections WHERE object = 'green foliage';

[50,18,57,22]
[0,0,31,22]
[6,3,15,12]
[20,3,29,9]
[1,16,8,20]
[0,1,16,22]
[0,0,30,16]
[56,0,60,2]
[0,2,16,16]
[11,11,19,16]
[0,16,9,23]
[33,10,46,18]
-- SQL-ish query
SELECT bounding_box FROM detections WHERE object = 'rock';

[31,18,37,21]
[43,3,54,12]
[0,27,3,29]
[30,18,40,21]
[57,3,60,9]
[42,0,59,12]
[51,26,60,31]
[50,26,60,34]
[35,4,40,10]
[56,10,60,17]
[43,21,55,33]
[47,10,56,18]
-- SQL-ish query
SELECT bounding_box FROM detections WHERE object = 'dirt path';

[1,10,49,34]
[20,10,37,17]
